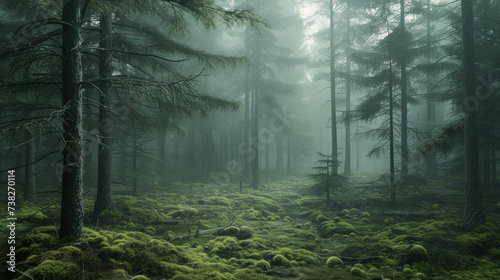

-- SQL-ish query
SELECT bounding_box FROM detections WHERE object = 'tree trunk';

[276,133,283,171]
[158,132,166,176]
[461,0,485,230]
[24,129,36,201]
[251,88,260,189]
[400,0,409,184]
[326,160,330,202]
[330,0,338,175]
[492,149,497,187]
[287,134,291,175]
[94,11,113,217]
[389,33,396,203]
[132,134,138,196]
[344,4,352,176]
[244,27,251,178]
[60,0,85,239]
[425,0,439,178]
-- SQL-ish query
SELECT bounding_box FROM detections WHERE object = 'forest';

[0,0,499,279]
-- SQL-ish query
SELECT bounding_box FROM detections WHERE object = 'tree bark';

[492,149,497,187]
[330,0,338,175]
[400,0,409,184]
[344,4,352,176]
[24,129,36,201]
[94,11,113,217]
[60,0,85,239]
[425,0,439,178]
[132,134,138,196]
[159,132,166,176]
[287,134,291,175]
[251,88,260,188]
[276,133,283,171]
[461,0,485,230]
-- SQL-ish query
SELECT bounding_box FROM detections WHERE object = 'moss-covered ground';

[1,173,500,279]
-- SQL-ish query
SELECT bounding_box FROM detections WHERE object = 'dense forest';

[1,0,499,279]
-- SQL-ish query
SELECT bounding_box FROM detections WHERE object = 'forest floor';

[2,173,500,280]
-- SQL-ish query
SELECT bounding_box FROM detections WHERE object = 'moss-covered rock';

[326,256,343,267]
[237,226,253,240]
[272,254,290,266]
[350,267,368,277]
[219,226,239,236]
[318,220,357,238]
[408,245,427,262]
[255,260,271,270]
[24,260,79,280]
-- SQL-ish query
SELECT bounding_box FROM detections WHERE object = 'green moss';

[237,226,253,239]
[306,232,315,240]
[219,226,239,236]
[283,216,292,222]
[408,245,427,262]
[341,209,350,216]
[403,267,413,274]
[326,256,343,267]
[350,267,368,277]
[24,260,79,280]
[144,226,156,235]
[255,260,271,270]
[362,212,370,217]
[416,273,427,279]
[318,220,357,238]
[272,254,290,266]
[132,276,150,280]
[159,262,194,277]
[316,214,329,222]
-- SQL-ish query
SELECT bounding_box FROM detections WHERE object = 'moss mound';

[326,256,343,267]
[408,245,427,262]
[318,220,357,238]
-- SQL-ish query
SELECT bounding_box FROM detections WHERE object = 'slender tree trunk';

[132,134,138,196]
[425,0,439,178]
[326,160,330,202]
[461,0,485,230]
[355,138,360,172]
[174,136,178,169]
[24,129,36,201]
[265,139,270,171]
[287,134,291,175]
[330,0,338,175]
[251,88,260,188]
[94,11,113,217]
[400,0,409,184]
[60,0,85,239]
[244,29,251,178]
[158,132,166,176]
[483,151,491,188]
[389,33,396,203]
[492,149,497,187]
[344,5,352,176]
[276,133,283,171]
[186,122,195,169]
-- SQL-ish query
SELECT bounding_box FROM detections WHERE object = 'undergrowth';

[1,173,500,279]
